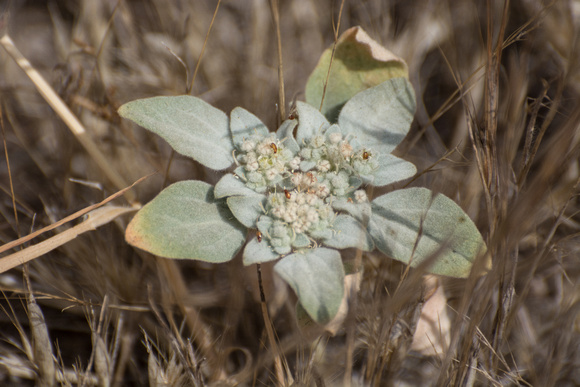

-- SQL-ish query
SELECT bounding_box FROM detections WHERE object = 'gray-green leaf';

[214,174,258,198]
[362,154,417,186]
[295,101,330,144]
[230,107,269,146]
[332,198,372,225]
[227,195,265,228]
[243,236,280,265]
[324,214,374,251]
[125,180,245,262]
[369,187,486,277]
[305,26,409,122]
[338,78,416,155]
[276,119,300,153]
[119,96,234,170]
[274,248,345,323]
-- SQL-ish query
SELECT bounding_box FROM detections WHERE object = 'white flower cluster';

[267,191,334,235]
[291,131,378,198]
[235,134,294,192]
[235,129,375,250]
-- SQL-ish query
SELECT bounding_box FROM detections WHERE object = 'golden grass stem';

[0,34,136,204]
[269,0,286,123]
[0,173,150,257]
[189,0,221,94]
[256,263,291,386]
[318,0,346,112]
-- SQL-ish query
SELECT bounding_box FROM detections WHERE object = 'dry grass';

[0,0,579,386]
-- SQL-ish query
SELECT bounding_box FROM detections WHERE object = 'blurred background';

[1,0,579,385]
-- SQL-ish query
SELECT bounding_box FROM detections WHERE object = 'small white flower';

[317,159,331,172]
[297,204,310,216]
[271,205,285,218]
[288,157,301,170]
[354,190,368,203]
[310,135,325,148]
[301,172,317,187]
[245,160,259,171]
[265,168,278,181]
[293,220,305,234]
[244,152,257,163]
[316,184,330,198]
[329,132,342,144]
[331,173,348,188]
[295,193,307,205]
[240,139,255,152]
[300,148,312,159]
[291,172,303,187]
[339,141,353,158]
[283,211,298,223]
[257,141,273,155]
[305,193,318,205]
[306,209,319,223]
[286,202,299,216]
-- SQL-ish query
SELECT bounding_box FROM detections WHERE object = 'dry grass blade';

[0,173,149,256]
[318,0,346,112]
[1,1,579,385]
[27,301,56,387]
[269,0,286,123]
[92,334,110,386]
[0,34,136,204]
[0,205,135,273]
[188,0,221,95]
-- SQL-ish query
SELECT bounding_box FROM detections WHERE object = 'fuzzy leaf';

[309,228,333,241]
[230,107,269,146]
[118,96,234,170]
[233,166,247,181]
[332,198,372,225]
[369,187,486,278]
[226,195,265,228]
[338,77,416,156]
[276,119,300,153]
[324,214,374,251]
[295,102,330,144]
[362,154,417,186]
[274,248,345,323]
[243,236,280,265]
[349,175,363,191]
[306,26,408,122]
[214,174,258,198]
[125,181,245,262]
[292,233,311,248]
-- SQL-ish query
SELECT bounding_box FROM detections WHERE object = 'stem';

[319,0,346,112]
[189,0,221,94]
[256,263,289,385]
[269,0,286,123]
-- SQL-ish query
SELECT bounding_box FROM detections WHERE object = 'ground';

[0,1,579,386]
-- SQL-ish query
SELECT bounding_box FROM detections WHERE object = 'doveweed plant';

[119,27,486,323]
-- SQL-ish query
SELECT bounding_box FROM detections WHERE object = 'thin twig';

[256,264,289,386]
[189,0,221,94]
[0,173,151,256]
[269,0,286,123]
[0,33,136,204]
[319,0,346,112]
[0,103,19,238]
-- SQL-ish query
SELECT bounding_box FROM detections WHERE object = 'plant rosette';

[118,75,486,324]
